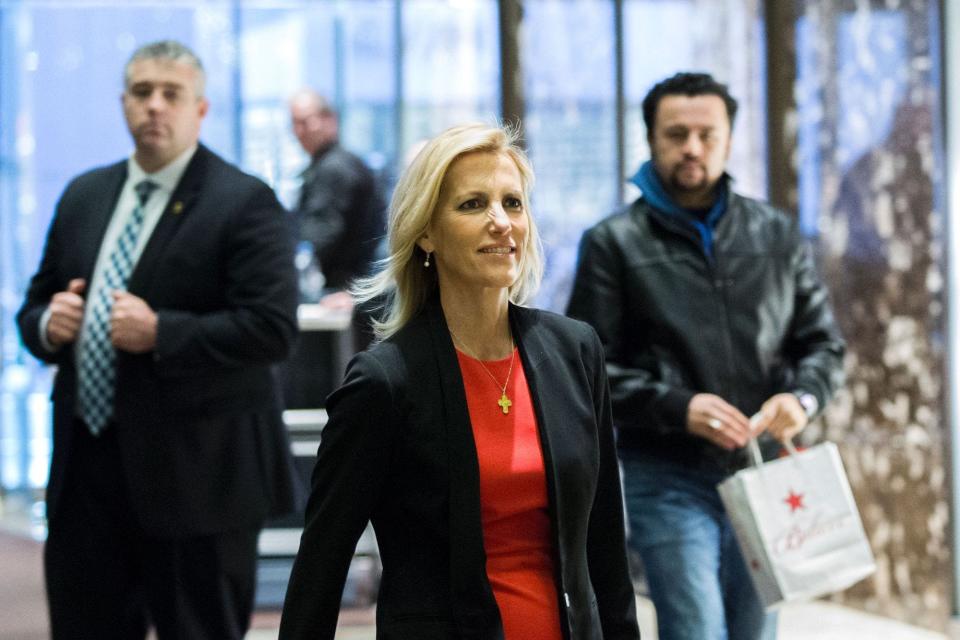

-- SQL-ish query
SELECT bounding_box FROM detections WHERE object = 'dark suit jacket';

[279,297,640,640]
[17,144,300,537]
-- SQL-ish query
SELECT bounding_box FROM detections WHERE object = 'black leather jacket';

[566,191,845,473]
[296,143,385,290]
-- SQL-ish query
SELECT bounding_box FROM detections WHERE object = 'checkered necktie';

[78,179,158,435]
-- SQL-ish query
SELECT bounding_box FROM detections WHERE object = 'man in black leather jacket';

[289,90,385,354]
[567,72,845,640]
[289,90,385,293]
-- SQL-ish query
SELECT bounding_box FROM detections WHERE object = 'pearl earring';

[423,252,431,268]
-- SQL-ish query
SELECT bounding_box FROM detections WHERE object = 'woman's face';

[420,151,528,296]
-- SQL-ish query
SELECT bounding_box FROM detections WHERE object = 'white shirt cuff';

[38,307,60,353]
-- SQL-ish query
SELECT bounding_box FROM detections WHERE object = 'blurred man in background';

[289,90,385,357]
[289,90,385,314]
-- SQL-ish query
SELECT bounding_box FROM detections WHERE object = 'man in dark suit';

[16,40,299,639]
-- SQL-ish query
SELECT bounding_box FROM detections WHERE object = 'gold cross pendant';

[498,393,512,415]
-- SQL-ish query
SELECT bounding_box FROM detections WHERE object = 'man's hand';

[319,290,355,312]
[752,393,808,443]
[110,291,157,353]
[47,279,86,346]
[687,393,753,450]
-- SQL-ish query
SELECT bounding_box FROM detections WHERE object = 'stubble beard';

[669,161,711,195]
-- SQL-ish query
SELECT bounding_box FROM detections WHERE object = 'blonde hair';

[354,122,543,340]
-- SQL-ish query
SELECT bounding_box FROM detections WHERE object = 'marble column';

[790,0,948,630]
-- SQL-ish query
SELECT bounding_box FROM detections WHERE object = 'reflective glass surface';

[523,0,617,311]
[401,0,500,153]
[0,0,770,495]
[238,2,397,207]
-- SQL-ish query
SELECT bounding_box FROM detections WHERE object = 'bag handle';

[747,437,764,468]
[746,412,798,468]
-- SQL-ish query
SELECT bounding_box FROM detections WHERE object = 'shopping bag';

[717,439,875,609]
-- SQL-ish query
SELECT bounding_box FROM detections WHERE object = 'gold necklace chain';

[448,328,516,415]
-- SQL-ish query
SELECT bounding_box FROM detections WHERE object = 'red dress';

[455,348,564,640]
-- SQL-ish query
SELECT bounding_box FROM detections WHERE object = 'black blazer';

[17,144,300,537]
[279,297,639,640]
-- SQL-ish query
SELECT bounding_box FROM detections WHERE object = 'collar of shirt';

[128,143,198,196]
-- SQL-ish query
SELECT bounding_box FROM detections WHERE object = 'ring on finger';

[708,418,722,430]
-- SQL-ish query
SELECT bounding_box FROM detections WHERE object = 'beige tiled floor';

[775,602,947,639]
[1,494,948,640]
[247,597,948,640]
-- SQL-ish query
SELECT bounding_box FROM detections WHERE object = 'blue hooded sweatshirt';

[629,160,729,262]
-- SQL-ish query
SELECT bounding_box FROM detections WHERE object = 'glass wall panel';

[237,2,397,208]
[522,0,617,311]
[401,0,500,154]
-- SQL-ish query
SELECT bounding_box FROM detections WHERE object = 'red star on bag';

[784,489,805,512]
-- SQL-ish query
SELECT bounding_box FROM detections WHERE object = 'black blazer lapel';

[128,146,206,294]
[422,297,503,636]
[509,306,560,517]
[510,308,555,460]
[512,306,607,632]
[509,305,567,589]
[79,162,128,282]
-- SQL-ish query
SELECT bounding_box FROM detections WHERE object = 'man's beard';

[668,161,710,194]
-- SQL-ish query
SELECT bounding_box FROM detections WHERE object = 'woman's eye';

[505,197,523,209]
[458,198,482,211]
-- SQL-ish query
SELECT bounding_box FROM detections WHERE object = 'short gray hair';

[124,40,206,97]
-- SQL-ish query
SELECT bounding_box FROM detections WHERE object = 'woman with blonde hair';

[279,123,639,640]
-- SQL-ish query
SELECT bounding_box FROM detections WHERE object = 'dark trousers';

[45,420,261,639]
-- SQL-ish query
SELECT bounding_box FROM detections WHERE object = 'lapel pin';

[171,201,184,215]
